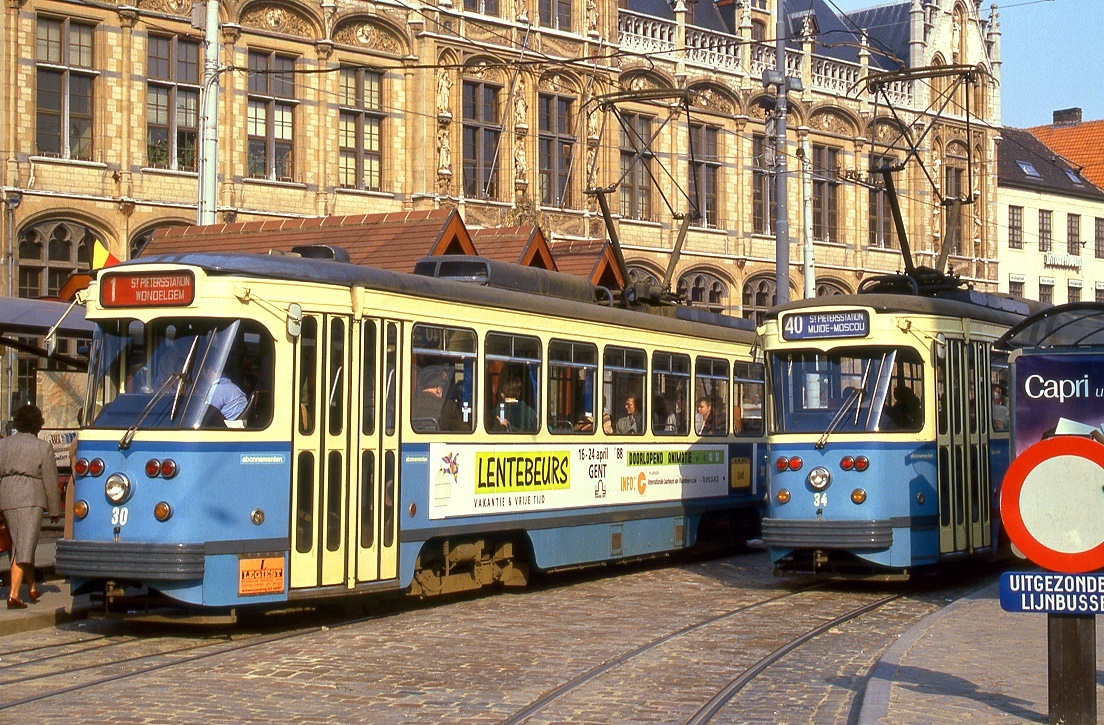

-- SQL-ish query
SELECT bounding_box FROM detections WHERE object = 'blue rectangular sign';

[1012,351,1104,458]
[781,310,869,341]
[1000,571,1104,614]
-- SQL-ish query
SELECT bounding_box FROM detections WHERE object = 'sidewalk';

[860,580,1100,724]
[0,529,92,635]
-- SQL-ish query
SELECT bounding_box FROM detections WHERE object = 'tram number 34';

[813,492,828,508]
[111,507,129,526]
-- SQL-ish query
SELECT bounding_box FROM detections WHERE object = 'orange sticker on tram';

[238,556,285,596]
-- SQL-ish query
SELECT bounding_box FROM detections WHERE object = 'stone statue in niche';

[436,69,453,117]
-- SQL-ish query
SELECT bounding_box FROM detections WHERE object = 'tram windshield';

[86,318,275,431]
[769,347,924,435]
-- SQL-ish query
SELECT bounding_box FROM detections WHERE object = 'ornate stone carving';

[437,127,452,173]
[117,6,139,27]
[241,4,313,39]
[514,138,528,181]
[334,21,402,54]
[692,88,734,116]
[138,0,190,17]
[513,77,528,130]
[541,36,579,60]
[809,110,854,136]
[541,72,574,95]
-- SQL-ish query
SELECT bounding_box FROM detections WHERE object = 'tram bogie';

[57,251,768,616]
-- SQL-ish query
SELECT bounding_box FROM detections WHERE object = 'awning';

[996,302,1104,350]
[0,296,93,369]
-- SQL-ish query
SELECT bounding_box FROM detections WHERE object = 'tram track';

[685,593,901,724]
[0,610,387,710]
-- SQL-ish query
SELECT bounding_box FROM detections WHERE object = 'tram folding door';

[290,313,399,591]
[936,339,992,555]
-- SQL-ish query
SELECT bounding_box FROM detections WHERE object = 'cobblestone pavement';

[0,551,998,724]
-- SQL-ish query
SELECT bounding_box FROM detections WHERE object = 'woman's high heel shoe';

[27,588,41,604]
[7,597,26,609]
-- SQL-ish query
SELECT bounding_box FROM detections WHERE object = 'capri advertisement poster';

[424,443,731,519]
[1012,353,1104,458]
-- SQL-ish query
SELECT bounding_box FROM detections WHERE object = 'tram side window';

[485,332,541,434]
[603,346,646,435]
[882,351,924,432]
[547,340,597,434]
[695,357,729,436]
[991,352,1010,432]
[652,351,690,435]
[733,362,764,436]
[299,318,318,434]
[410,324,476,433]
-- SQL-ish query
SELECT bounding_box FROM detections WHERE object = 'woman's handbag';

[0,516,11,554]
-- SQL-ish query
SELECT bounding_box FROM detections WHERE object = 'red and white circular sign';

[1001,436,1104,573]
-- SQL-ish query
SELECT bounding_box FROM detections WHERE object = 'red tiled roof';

[469,226,557,270]
[143,209,474,273]
[550,238,625,289]
[1027,119,1104,190]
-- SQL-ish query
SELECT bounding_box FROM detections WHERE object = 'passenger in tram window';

[205,375,249,427]
[887,384,922,430]
[991,385,1009,431]
[602,413,614,434]
[695,397,716,435]
[615,395,643,435]
[654,395,678,433]
[493,375,537,433]
[412,365,462,432]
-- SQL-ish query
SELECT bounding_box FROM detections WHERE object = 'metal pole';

[801,133,814,298]
[197,0,219,225]
[773,13,790,305]
[4,194,14,427]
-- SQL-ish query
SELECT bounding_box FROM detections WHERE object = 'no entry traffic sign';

[1001,435,1104,573]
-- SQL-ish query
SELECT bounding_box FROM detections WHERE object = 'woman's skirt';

[2,506,43,566]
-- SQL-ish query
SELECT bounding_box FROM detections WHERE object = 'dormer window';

[1066,170,1083,185]
[1017,161,1040,177]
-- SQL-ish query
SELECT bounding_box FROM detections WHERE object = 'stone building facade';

[0,0,1003,411]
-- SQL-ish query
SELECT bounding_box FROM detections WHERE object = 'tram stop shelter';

[995,301,1104,724]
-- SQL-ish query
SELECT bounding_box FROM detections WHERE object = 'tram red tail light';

[88,458,105,477]
[840,456,855,471]
[160,459,178,479]
[839,456,869,472]
[788,456,803,471]
[776,457,789,472]
[74,458,89,476]
[145,459,161,478]
[854,456,870,472]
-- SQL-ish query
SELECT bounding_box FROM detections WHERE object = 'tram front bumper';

[56,540,205,580]
[761,518,893,550]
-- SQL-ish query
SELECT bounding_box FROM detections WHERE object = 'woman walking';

[0,405,61,608]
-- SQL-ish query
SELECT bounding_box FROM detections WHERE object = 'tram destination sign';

[781,310,869,341]
[1000,571,1104,615]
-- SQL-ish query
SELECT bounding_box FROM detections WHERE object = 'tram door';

[936,338,992,555]
[290,313,400,591]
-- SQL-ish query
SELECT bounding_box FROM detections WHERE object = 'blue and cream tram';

[759,286,1047,578]
[57,251,767,615]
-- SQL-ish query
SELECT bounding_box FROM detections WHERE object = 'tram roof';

[996,302,1104,350]
[113,252,757,343]
[764,291,1046,327]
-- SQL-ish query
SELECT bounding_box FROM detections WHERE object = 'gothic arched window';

[741,275,776,325]
[678,270,728,313]
[816,281,847,297]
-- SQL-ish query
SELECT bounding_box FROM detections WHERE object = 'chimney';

[1053,108,1083,126]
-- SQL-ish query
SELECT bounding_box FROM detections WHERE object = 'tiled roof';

[469,226,557,270]
[998,126,1104,201]
[1027,118,1104,191]
[143,209,474,273]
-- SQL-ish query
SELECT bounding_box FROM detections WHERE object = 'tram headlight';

[807,466,831,491]
[105,473,132,504]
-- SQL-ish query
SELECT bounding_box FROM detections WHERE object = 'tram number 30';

[111,507,129,526]
[813,492,828,508]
